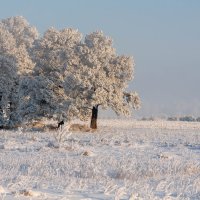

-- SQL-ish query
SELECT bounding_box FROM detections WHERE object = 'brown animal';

[31,121,45,128]
[45,124,58,131]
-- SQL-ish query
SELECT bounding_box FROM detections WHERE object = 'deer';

[57,120,64,130]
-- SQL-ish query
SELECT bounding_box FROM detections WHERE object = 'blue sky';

[1,0,200,117]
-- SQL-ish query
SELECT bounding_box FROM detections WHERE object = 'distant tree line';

[141,116,200,122]
[0,16,141,129]
[168,116,200,122]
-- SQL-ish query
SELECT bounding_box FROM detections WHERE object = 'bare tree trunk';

[90,105,98,129]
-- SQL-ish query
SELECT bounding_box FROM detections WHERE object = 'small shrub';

[140,117,147,121]
[167,117,178,121]
[196,117,200,122]
[148,117,155,121]
[140,117,155,121]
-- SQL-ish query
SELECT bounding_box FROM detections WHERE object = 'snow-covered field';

[0,119,200,200]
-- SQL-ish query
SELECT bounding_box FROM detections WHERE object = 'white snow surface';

[0,119,200,200]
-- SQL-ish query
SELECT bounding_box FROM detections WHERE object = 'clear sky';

[1,0,200,118]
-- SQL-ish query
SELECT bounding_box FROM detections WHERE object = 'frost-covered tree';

[0,17,140,128]
[0,26,19,127]
[19,28,82,123]
[69,31,141,128]
[0,56,18,127]
[0,16,38,127]
[27,29,140,128]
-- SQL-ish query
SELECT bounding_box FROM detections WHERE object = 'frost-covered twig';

[53,123,72,143]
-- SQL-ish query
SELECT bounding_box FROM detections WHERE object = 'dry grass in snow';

[0,119,200,199]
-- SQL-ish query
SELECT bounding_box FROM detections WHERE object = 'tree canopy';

[0,16,141,128]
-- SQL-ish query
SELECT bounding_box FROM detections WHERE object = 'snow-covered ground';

[0,119,200,200]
